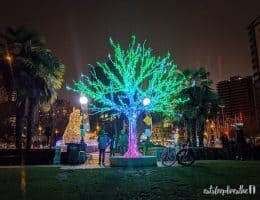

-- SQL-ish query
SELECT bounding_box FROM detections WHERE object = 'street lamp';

[143,97,151,106]
[3,51,16,97]
[4,53,13,65]
[4,52,14,80]
[80,96,88,105]
[38,126,43,149]
[38,126,42,134]
[143,98,152,145]
[79,95,88,150]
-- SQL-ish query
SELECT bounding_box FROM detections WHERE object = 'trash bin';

[80,141,87,152]
[79,151,86,164]
[67,143,80,165]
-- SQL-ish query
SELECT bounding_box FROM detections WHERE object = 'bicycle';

[161,142,195,167]
[161,144,177,166]
[176,143,195,166]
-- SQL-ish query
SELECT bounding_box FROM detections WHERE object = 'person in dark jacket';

[119,128,128,155]
[221,133,229,149]
[109,135,116,157]
[98,130,109,166]
[236,128,246,160]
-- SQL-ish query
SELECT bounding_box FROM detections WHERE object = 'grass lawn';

[0,161,259,200]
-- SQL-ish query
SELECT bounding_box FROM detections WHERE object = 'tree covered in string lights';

[68,36,188,157]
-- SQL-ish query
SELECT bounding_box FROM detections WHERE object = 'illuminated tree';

[69,36,187,157]
[63,108,86,144]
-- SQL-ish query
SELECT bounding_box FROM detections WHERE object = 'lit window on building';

[9,116,16,126]
[10,91,17,102]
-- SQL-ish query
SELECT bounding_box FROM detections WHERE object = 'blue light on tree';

[68,36,188,157]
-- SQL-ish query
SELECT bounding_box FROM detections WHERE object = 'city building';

[217,76,256,119]
[217,76,258,136]
[248,17,260,132]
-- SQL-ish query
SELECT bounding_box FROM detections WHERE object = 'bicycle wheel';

[177,149,195,166]
[161,150,177,167]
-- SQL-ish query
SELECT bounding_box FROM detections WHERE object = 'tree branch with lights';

[68,36,188,157]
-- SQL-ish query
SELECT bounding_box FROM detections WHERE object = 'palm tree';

[0,26,64,149]
[175,68,221,147]
[0,27,39,149]
[24,48,64,149]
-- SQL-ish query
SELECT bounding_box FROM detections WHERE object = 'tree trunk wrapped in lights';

[68,36,188,158]
[125,112,141,157]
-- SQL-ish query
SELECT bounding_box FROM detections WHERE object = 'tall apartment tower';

[216,76,256,120]
[247,16,260,129]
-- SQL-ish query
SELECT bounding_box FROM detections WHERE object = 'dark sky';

[1,0,260,105]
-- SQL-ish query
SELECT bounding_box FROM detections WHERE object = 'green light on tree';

[68,35,188,157]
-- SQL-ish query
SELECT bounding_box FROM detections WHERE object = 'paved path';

[0,157,241,170]
[61,152,168,169]
[61,152,111,169]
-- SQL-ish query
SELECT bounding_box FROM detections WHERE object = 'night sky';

[1,0,260,105]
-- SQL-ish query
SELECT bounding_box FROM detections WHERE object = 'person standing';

[221,133,229,149]
[236,127,246,160]
[221,133,230,159]
[110,135,116,157]
[98,129,109,166]
[119,128,128,155]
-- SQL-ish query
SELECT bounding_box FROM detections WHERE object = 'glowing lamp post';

[5,53,13,65]
[79,96,88,148]
[80,96,88,105]
[143,97,151,106]
[4,52,14,83]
